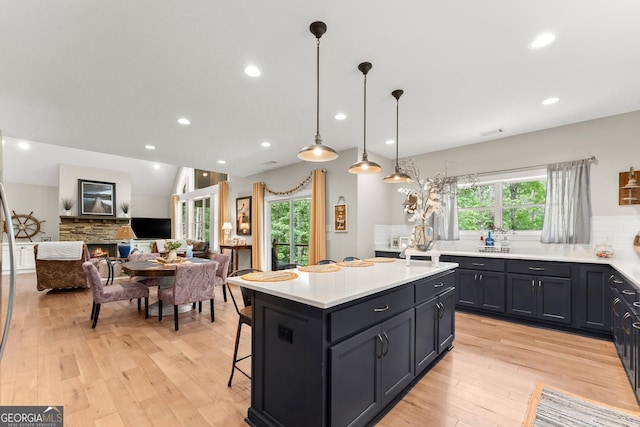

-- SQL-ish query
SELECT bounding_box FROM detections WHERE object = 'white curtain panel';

[433,180,460,241]
[541,159,592,244]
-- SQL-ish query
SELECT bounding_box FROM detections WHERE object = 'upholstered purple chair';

[127,252,163,287]
[208,253,231,302]
[82,261,149,328]
[157,261,219,331]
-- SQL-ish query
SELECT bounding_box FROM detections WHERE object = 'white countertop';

[377,242,640,288]
[226,260,457,309]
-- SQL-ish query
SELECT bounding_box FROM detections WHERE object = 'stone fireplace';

[59,215,130,257]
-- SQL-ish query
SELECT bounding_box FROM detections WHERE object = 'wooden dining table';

[121,257,214,316]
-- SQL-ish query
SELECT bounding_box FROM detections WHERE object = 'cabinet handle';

[434,283,444,288]
[381,332,390,357]
[633,302,640,308]
[622,290,635,296]
[528,267,545,271]
[478,274,483,283]
[471,263,485,267]
[622,313,631,335]
[633,322,640,330]
[612,298,621,316]
[474,274,478,281]
[377,334,384,359]
[437,302,445,320]
[373,305,389,312]
[531,280,535,292]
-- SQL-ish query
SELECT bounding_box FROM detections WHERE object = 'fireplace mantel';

[59,215,130,224]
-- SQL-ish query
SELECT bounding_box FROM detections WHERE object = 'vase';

[167,249,177,262]
[412,224,434,251]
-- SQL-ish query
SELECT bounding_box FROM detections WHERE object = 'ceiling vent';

[480,128,505,137]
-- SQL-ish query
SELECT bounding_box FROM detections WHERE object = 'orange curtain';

[217,181,229,248]
[252,182,265,270]
[170,194,178,238]
[308,169,326,265]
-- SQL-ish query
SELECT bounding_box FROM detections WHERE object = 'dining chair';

[317,259,337,265]
[342,256,360,262]
[127,252,163,287]
[82,261,149,328]
[279,263,299,270]
[227,268,261,386]
[157,261,219,331]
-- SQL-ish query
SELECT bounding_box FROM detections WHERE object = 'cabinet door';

[478,272,506,313]
[612,288,624,356]
[538,277,571,324]
[455,270,479,308]
[380,309,415,408]
[438,287,456,353]
[330,325,381,427]
[577,265,612,331]
[506,275,537,319]
[415,296,438,372]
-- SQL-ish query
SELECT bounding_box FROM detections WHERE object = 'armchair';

[34,242,90,291]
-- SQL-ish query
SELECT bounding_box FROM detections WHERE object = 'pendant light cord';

[363,73,367,153]
[316,38,320,139]
[395,96,399,168]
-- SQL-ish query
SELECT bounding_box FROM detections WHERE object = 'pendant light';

[297,21,338,162]
[348,62,382,174]
[383,89,412,183]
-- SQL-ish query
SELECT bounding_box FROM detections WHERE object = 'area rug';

[523,383,640,427]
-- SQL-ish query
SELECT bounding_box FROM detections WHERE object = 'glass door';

[270,198,310,269]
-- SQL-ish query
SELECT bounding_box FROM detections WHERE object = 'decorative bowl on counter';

[594,243,614,258]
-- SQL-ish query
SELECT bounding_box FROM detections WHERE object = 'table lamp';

[113,225,137,258]
[222,222,233,244]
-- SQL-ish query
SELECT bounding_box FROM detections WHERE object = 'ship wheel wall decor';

[9,211,45,241]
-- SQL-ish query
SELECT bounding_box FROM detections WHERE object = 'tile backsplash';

[375,215,640,251]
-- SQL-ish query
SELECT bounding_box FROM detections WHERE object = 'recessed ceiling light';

[335,113,347,120]
[261,141,271,147]
[542,97,560,105]
[177,117,191,125]
[528,33,556,49]
[244,65,261,77]
[385,139,395,145]
[217,160,226,164]
[18,141,29,150]
[153,164,160,170]
[145,144,156,150]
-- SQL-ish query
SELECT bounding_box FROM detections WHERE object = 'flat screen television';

[130,217,172,239]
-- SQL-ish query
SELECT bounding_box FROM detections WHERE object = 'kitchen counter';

[377,242,640,288]
[226,260,457,308]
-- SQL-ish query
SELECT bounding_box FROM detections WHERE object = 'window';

[174,167,220,244]
[269,196,310,267]
[458,172,546,233]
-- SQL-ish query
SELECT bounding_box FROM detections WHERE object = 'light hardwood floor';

[1,272,638,426]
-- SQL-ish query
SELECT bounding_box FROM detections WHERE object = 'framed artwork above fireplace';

[78,179,116,216]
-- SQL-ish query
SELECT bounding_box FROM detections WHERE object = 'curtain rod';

[459,156,597,178]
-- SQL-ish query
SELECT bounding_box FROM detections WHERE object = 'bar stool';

[227,268,262,386]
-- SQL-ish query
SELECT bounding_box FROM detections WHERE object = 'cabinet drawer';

[506,259,571,278]
[329,286,414,342]
[415,271,455,304]
[610,272,640,305]
[453,256,505,272]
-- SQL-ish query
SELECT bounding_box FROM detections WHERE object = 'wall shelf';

[619,168,640,205]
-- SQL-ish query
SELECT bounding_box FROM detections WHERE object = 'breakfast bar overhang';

[227,260,458,427]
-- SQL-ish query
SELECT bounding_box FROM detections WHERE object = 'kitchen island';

[227,259,458,427]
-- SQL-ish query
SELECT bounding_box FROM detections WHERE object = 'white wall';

[3,182,58,240]
[389,111,640,224]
